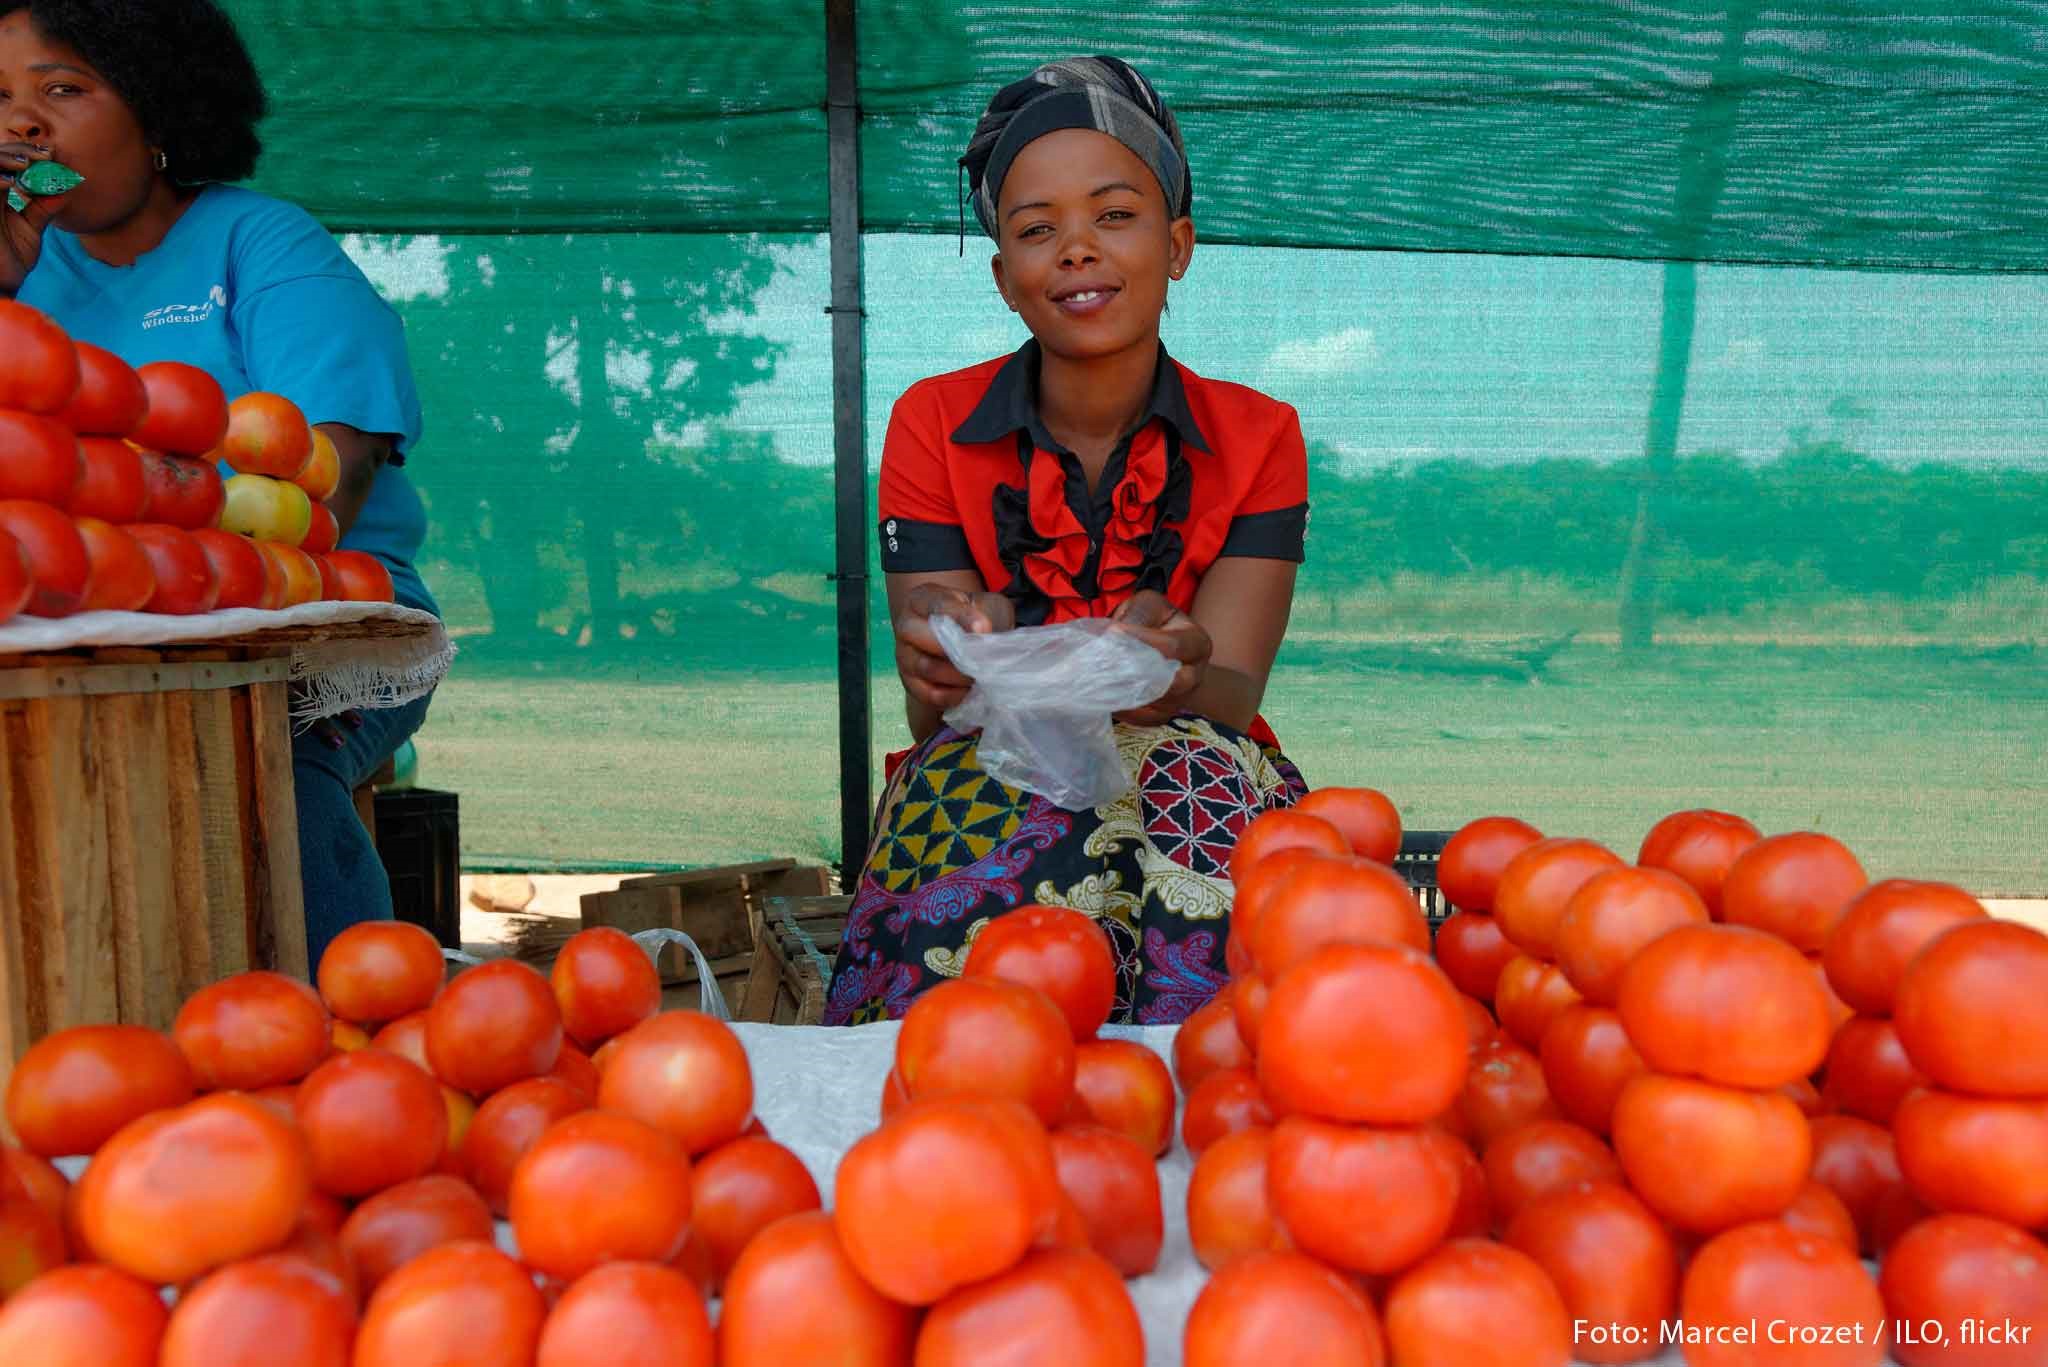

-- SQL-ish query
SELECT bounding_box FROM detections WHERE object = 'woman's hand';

[0,143,60,292]
[894,582,1014,712]
[1111,590,1212,726]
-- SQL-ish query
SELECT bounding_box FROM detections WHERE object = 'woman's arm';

[886,569,1015,742]
[317,422,395,537]
[1114,557,1298,732]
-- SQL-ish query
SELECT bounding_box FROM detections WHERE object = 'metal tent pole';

[825,0,872,895]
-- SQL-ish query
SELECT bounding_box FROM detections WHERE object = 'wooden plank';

[0,656,290,699]
[95,652,183,1030]
[245,680,308,979]
[737,940,782,1023]
[580,883,753,973]
[616,859,795,892]
[94,695,150,1026]
[161,690,215,1001]
[750,865,833,901]
[187,682,249,979]
[0,702,30,1090]
[15,695,117,1032]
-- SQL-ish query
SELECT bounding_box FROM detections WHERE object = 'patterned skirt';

[823,715,1307,1027]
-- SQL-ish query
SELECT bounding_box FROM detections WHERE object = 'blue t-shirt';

[19,185,435,614]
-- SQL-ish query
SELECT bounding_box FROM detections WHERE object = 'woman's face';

[0,12,159,231]
[992,127,1194,363]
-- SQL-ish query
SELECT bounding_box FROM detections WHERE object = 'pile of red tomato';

[3,792,2046,1366]
[0,298,392,625]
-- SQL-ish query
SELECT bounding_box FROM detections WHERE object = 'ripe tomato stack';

[0,922,829,1366]
[0,298,393,626]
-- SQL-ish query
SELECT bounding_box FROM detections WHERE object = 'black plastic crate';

[1394,829,1454,926]
[373,788,461,949]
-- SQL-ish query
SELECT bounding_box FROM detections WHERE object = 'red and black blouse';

[877,340,1309,625]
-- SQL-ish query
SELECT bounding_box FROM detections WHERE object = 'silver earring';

[154,150,168,171]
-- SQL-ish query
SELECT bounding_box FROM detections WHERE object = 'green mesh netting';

[207,3,2046,891]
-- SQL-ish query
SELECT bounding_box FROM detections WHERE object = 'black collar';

[951,338,1213,456]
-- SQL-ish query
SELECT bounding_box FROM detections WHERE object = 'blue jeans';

[293,691,434,972]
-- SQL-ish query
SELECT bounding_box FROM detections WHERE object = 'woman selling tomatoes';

[825,58,1310,1027]
[0,1,434,967]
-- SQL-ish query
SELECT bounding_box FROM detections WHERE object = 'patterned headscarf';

[960,56,1192,240]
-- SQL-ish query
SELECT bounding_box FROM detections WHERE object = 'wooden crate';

[579,860,833,986]
[738,894,851,1025]
[0,646,308,1097]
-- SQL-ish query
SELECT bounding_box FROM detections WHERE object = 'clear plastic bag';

[931,615,1179,811]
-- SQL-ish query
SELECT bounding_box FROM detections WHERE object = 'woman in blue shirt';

[2,0,435,969]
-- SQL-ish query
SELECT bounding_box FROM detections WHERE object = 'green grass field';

[417,636,2047,895]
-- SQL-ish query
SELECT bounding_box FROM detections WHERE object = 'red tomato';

[1823,1016,1926,1126]
[1438,816,1546,915]
[896,976,1076,1126]
[1049,1125,1163,1277]
[158,1252,357,1367]
[963,904,1119,1041]
[1505,1181,1678,1366]
[832,1097,1060,1305]
[68,435,147,521]
[371,1009,433,1073]
[259,540,323,606]
[1822,879,1987,1017]
[1679,1220,1886,1367]
[425,958,562,1097]
[1293,786,1402,864]
[533,1261,713,1367]
[597,1010,754,1155]
[461,1076,588,1215]
[1070,1038,1175,1156]
[1186,1126,1286,1271]
[1433,909,1520,1002]
[1231,845,1342,966]
[1893,919,2048,1097]
[76,1093,310,1285]
[0,500,88,616]
[0,1263,167,1365]
[324,547,395,603]
[0,409,82,504]
[1228,808,1348,883]
[1173,988,1252,1093]
[1781,1180,1861,1254]
[1611,1074,1810,1235]
[717,1210,919,1367]
[1720,831,1869,952]
[689,1135,823,1288]
[297,430,341,501]
[0,1184,67,1296]
[1808,1115,1910,1258]
[0,300,79,413]
[1880,1215,2048,1367]
[315,919,444,1025]
[1554,865,1710,1005]
[1,1145,69,1227]
[132,362,228,456]
[1894,1088,2048,1228]
[295,1049,449,1198]
[126,523,220,614]
[1458,1036,1559,1149]
[0,526,27,623]
[338,1173,495,1295]
[354,1241,546,1366]
[1185,1249,1387,1367]
[184,528,269,611]
[8,1024,197,1155]
[1383,1238,1573,1367]
[1494,837,1626,962]
[1616,922,1832,1090]
[221,392,313,479]
[1481,1119,1621,1229]
[1252,854,1431,975]
[74,516,154,611]
[1267,1115,1464,1275]
[1539,1004,1647,1136]
[1443,1132,1492,1237]
[1257,941,1467,1126]
[1636,808,1761,917]
[511,1109,695,1280]
[1230,970,1271,1051]
[56,341,148,437]
[135,450,224,529]
[173,970,332,1090]
[914,1245,1143,1367]
[1494,953,1583,1050]
[300,500,339,555]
